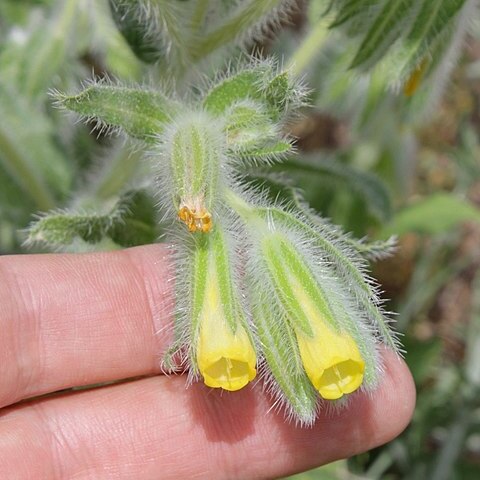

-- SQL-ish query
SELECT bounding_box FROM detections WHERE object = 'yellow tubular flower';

[196,271,256,391]
[296,319,365,400]
[262,233,365,400]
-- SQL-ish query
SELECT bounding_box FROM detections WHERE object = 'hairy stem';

[192,0,283,60]
[287,16,330,76]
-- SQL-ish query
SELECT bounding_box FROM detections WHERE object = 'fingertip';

[374,348,416,443]
[250,348,416,478]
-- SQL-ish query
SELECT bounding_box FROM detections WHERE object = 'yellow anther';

[178,205,213,233]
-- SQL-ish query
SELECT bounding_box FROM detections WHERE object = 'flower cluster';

[57,58,399,425]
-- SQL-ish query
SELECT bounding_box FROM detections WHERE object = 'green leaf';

[0,81,71,210]
[237,140,292,162]
[253,297,318,425]
[108,0,191,68]
[271,158,393,222]
[26,190,158,249]
[381,193,480,237]
[192,0,284,60]
[401,0,467,74]
[108,0,162,63]
[350,0,416,69]
[108,190,159,247]
[57,84,174,140]
[203,70,264,115]
[15,0,78,100]
[329,0,378,28]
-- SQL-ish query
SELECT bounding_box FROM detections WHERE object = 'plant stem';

[286,17,330,77]
[191,0,210,33]
[192,0,282,60]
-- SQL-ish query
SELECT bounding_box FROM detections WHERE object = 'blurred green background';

[0,1,479,479]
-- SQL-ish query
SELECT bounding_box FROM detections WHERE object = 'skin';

[0,244,416,480]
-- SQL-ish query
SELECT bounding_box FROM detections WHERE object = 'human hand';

[0,245,415,479]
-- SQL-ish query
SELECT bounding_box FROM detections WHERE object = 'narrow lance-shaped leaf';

[269,158,393,222]
[350,0,416,69]
[330,0,380,28]
[56,84,174,140]
[108,0,163,63]
[26,190,158,248]
[109,0,191,68]
[0,82,63,210]
[17,0,78,99]
[401,0,467,76]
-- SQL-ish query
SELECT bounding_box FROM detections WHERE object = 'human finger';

[0,245,173,408]
[0,349,415,480]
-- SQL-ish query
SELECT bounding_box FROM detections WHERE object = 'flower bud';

[157,112,224,233]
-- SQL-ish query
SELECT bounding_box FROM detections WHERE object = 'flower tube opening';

[297,327,365,400]
[315,358,365,400]
[202,354,256,391]
[197,309,257,391]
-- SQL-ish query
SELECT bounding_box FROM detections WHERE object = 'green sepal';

[263,71,298,118]
[203,62,305,122]
[236,140,292,162]
[190,227,243,336]
[168,114,222,213]
[253,296,318,425]
[188,225,251,368]
[224,101,283,155]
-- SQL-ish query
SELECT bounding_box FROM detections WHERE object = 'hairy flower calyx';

[159,112,223,233]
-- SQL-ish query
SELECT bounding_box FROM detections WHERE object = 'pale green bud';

[156,111,225,233]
